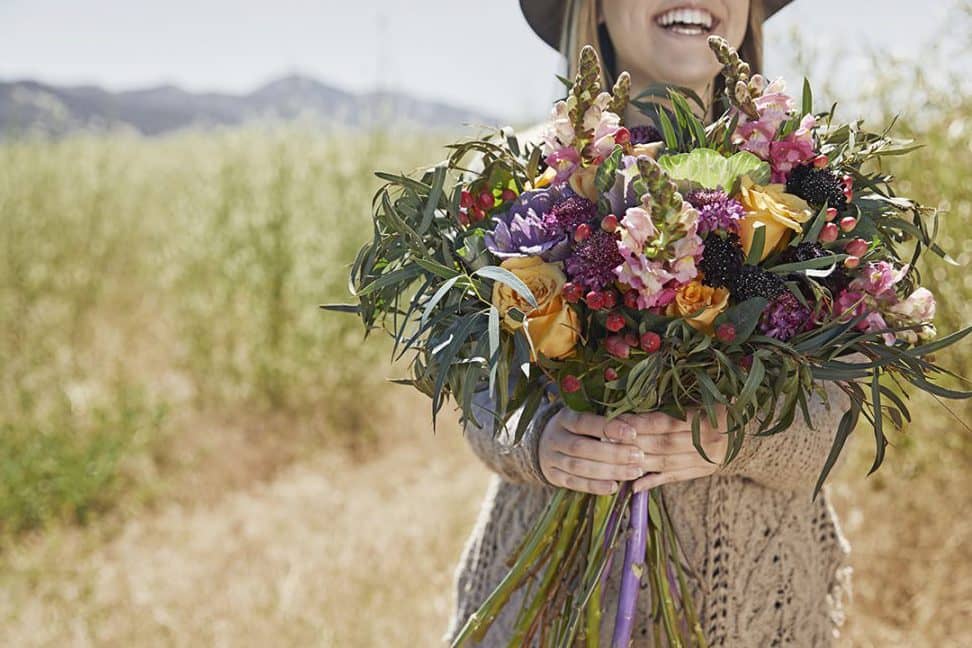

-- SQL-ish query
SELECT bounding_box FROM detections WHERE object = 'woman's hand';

[538,406,729,495]
[623,406,729,493]
[538,409,646,495]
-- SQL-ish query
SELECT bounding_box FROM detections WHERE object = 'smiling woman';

[444,1,864,647]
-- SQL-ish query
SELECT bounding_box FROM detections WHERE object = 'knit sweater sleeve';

[462,382,563,486]
[715,354,866,493]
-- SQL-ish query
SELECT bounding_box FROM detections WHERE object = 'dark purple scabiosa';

[565,229,624,291]
[698,232,745,289]
[629,125,663,145]
[785,164,849,213]
[730,264,787,302]
[759,291,813,340]
[778,241,851,295]
[684,188,745,235]
[544,195,598,233]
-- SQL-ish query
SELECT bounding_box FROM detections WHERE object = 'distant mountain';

[0,74,501,137]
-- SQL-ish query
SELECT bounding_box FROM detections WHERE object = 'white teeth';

[656,7,714,29]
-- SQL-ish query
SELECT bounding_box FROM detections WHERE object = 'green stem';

[649,491,683,647]
[451,489,568,647]
[510,494,585,645]
[662,495,708,647]
[585,495,612,648]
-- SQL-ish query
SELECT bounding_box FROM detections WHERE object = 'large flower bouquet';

[326,37,971,647]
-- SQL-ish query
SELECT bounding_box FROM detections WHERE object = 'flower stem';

[611,489,648,648]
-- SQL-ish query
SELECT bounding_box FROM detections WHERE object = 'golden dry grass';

[0,388,969,647]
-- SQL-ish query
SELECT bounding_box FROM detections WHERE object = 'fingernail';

[621,424,636,441]
[629,449,645,463]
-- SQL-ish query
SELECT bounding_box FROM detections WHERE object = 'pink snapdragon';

[540,100,575,155]
[584,93,624,159]
[733,76,795,159]
[768,114,817,182]
[850,261,909,303]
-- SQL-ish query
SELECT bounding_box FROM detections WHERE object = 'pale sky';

[0,0,963,122]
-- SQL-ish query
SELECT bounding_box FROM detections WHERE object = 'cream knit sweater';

[443,374,855,647]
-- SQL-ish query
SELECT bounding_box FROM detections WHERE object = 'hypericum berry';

[574,223,592,242]
[601,214,619,232]
[812,154,829,169]
[819,222,839,243]
[623,289,639,309]
[614,127,631,145]
[460,190,474,209]
[458,211,470,226]
[825,207,838,221]
[842,175,854,201]
[470,206,486,222]
[478,191,494,210]
[563,282,583,304]
[739,354,754,370]
[844,255,860,269]
[603,367,619,382]
[561,374,582,393]
[640,331,662,353]
[623,332,639,347]
[586,290,606,310]
[601,290,618,309]
[605,335,631,359]
[845,238,868,257]
[605,312,625,332]
[839,216,857,233]
[501,188,517,202]
[716,323,737,344]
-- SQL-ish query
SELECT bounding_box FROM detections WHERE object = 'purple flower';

[759,291,812,340]
[544,195,598,232]
[484,186,573,260]
[684,189,745,235]
[566,229,624,290]
[629,125,662,145]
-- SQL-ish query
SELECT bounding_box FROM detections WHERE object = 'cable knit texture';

[444,370,858,647]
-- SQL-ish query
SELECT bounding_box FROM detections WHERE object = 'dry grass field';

[1,23,971,644]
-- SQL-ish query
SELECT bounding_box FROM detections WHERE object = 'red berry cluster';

[604,331,661,359]
[458,187,518,227]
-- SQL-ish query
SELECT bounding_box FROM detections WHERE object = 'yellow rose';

[491,257,580,360]
[569,163,600,202]
[666,280,730,334]
[736,174,813,262]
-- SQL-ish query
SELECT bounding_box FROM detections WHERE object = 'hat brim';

[520,0,794,50]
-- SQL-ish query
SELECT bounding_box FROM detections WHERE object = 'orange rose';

[666,280,730,334]
[736,174,813,262]
[491,257,580,359]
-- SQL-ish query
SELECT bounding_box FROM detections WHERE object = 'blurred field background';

[2,8,971,648]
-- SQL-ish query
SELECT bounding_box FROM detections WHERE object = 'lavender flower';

[759,291,812,340]
[685,188,745,235]
[566,229,624,290]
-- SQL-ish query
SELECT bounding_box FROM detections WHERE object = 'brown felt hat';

[520,0,795,50]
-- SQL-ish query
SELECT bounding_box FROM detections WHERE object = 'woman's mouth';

[653,6,718,36]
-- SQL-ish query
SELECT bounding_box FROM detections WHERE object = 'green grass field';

[1,35,971,645]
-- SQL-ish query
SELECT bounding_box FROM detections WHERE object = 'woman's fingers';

[549,453,646,482]
[553,431,645,465]
[543,466,619,495]
[557,409,637,443]
[633,428,725,455]
[634,451,720,473]
[631,466,716,492]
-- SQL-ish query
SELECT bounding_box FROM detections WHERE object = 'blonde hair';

[560,0,765,117]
